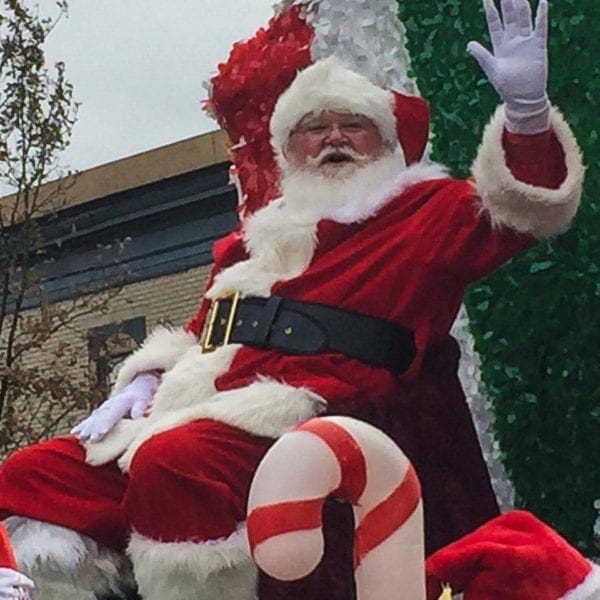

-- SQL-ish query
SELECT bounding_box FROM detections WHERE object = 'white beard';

[207,147,445,299]
[279,146,407,224]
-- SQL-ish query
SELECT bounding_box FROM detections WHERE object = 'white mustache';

[306,146,369,167]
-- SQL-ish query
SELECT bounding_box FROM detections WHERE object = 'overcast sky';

[37,0,274,173]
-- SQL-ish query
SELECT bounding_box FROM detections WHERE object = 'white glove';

[0,568,34,600]
[468,0,550,134]
[71,372,160,443]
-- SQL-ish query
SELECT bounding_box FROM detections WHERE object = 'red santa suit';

[0,57,584,600]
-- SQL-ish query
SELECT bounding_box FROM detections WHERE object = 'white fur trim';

[270,56,398,160]
[113,325,198,392]
[128,526,257,600]
[3,517,133,598]
[118,376,327,471]
[199,377,327,437]
[149,344,239,414]
[207,200,318,298]
[85,344,239,467]
[209,157,446,301]
[84,418,145,466]
[561,562,600,600]
[472,104,584,238]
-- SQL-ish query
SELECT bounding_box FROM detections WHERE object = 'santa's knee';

[0,437,111,522]
[0,440,65,516]
[124,427,258,600]
[1,442,45,484]
[125,428,244,542]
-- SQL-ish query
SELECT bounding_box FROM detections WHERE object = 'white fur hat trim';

[270,56,397,156]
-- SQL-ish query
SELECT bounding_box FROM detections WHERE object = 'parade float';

[1,0,596,597]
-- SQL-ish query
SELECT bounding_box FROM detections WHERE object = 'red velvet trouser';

[0,419,271,551]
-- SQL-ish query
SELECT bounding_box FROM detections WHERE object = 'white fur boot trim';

[3,517,134,599]
[128,525,257,600]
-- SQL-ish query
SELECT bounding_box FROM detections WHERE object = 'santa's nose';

[323,124,347,145]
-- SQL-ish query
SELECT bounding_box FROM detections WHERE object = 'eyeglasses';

[291,114,377,137]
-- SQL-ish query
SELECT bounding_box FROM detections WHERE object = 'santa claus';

[0,0,584,598]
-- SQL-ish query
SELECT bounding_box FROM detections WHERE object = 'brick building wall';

[18,266,209,424]
[0,265,212,458]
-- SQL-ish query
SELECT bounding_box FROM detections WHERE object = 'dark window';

[88,316,146,391]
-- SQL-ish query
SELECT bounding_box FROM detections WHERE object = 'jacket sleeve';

[412,104,583,283]
[472,104,584,238]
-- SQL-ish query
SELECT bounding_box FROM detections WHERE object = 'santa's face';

[284,110,384,178]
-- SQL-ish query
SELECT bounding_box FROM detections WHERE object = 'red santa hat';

[269,55,430,168]
[207,1,431,214]
[426,510,600,600]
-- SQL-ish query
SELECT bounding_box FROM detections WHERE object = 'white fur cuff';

[472,104,584,238]
[112,326,198,392]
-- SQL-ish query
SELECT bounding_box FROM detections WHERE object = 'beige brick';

[1,266,212,457]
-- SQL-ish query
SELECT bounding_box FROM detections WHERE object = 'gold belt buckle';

[200,290,241,353]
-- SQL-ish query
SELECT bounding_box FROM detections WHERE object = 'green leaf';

[530,261,554,273]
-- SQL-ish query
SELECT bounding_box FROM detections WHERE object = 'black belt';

[200,293,416,374]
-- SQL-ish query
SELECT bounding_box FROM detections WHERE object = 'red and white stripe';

[247,416,425,599]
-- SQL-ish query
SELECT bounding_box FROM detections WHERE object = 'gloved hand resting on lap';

[0,567,34,600]
[71,371,160,443]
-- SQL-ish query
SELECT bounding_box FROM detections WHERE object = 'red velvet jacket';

[186,126,568,413]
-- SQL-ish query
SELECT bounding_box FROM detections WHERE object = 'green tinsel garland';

[396,0,600,552]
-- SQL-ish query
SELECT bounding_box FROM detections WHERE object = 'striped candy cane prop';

[247,416,425,599]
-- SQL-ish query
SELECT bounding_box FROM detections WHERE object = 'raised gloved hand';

[0,568,34,600]
[468,0,550,134]
[71,372,160,443]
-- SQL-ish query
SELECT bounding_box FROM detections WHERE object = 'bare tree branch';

[0,0,124,456]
